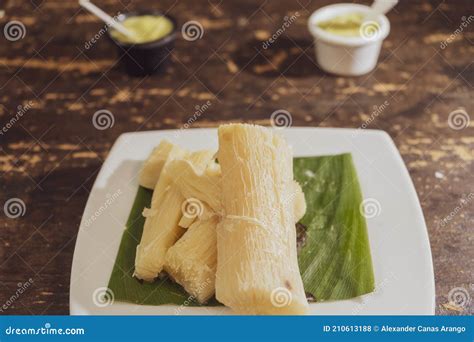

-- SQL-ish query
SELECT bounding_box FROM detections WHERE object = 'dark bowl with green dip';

[107,11,178,77]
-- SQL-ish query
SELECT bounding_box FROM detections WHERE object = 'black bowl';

[107,11,178,77]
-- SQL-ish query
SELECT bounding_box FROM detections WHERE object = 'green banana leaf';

[295,154,375,301]
[107,153,374,306]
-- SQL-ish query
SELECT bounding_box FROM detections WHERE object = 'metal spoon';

[79,0,136,40]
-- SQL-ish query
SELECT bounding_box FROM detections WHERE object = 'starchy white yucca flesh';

[167,159,302,221]
[134,147,215,281]
[163,156,305,303]
[215,124,309,314]
[167,159,222,216]
[164,211,219,304]
[139,140,179,189]
[177,211,197,229]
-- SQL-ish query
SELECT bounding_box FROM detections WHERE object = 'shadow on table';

[233,36,324,78]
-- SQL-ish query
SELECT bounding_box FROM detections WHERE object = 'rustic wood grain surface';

[0,0,472,315]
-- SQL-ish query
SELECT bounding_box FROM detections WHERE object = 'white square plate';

[70,128,435,315]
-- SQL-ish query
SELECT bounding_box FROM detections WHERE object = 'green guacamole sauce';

[317,13,365,37]
[110,15,174,44]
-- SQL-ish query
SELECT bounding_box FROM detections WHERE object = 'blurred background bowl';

[107,11,178,77]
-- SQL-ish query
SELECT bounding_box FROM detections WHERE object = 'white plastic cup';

[308,3,390,76]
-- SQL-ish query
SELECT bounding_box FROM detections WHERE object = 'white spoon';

[78,0,136,39]
[365,0,398,23]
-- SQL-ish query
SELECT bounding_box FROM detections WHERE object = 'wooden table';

[0,0,472,315]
